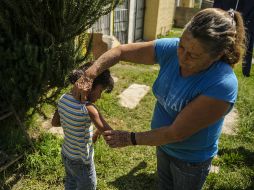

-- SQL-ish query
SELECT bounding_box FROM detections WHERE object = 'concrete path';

[41,119,64,138]
[118,83,150,109]
[48,127,64,137]
[222,107,239,135]
[112,76,118,83]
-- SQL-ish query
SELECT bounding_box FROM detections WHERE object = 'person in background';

[214,0,254,77]
[72,8,246,190]
[52,63,114,190]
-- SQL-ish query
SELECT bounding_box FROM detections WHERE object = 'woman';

[73,8,246,190]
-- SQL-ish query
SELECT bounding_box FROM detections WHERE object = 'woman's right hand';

[72,75,93,102]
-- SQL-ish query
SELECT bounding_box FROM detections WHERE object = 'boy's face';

[88,84,104,103]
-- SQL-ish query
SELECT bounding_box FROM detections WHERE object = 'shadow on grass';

[218,146,254,167]
[109,161,157,190]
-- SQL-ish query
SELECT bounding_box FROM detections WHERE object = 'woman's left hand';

[103,130,132,148]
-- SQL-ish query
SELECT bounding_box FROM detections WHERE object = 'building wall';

[201,0,214,9]
[179,0,195,8]
[92,0,178,43]
[143,0,159,41]
[174,7,200,28]
[156,0,175,36]
[144,0,175,41]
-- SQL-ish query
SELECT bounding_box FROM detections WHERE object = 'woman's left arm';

[104,95,230,147]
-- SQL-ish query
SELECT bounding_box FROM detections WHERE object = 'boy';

[52,63,114,190]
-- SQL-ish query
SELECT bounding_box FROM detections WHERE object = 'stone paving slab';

[118,83,150,109]
[112,76,118,83]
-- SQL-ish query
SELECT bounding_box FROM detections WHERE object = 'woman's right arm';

[86,41,156,79]
[73,41,156,101]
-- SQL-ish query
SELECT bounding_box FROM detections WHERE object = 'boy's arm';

[86,104,113,133]
[51,110,61,127]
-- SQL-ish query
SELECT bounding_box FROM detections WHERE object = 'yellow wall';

[157,0,175,36]
[143,0,159,41]
[179,0,195,8]
[144,0,175,41]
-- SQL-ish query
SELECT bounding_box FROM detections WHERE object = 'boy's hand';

[92,129,101,143]
[72,75,93,102]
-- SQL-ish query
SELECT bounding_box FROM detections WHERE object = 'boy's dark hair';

[68,62,114,93]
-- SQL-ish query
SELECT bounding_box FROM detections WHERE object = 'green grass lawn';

[1,28,254,189]
[203,65,254,190]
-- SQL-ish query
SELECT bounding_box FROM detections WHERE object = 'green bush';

[0,0,120,118]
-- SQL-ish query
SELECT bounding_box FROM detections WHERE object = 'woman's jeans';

[157,147,212,190]
[62,153,96,190]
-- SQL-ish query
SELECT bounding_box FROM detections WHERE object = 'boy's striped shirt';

[58,93,94,164]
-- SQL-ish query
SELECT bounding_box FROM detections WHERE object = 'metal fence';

[113,0,129,44]
[89,0,145,44]
[89,14,111,35]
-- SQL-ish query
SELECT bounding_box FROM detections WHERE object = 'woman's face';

[177,31,221,76]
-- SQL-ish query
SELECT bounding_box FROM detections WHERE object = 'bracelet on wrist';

[130,132,137,145]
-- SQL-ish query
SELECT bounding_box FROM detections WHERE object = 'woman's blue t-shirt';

[152,38,238,162]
